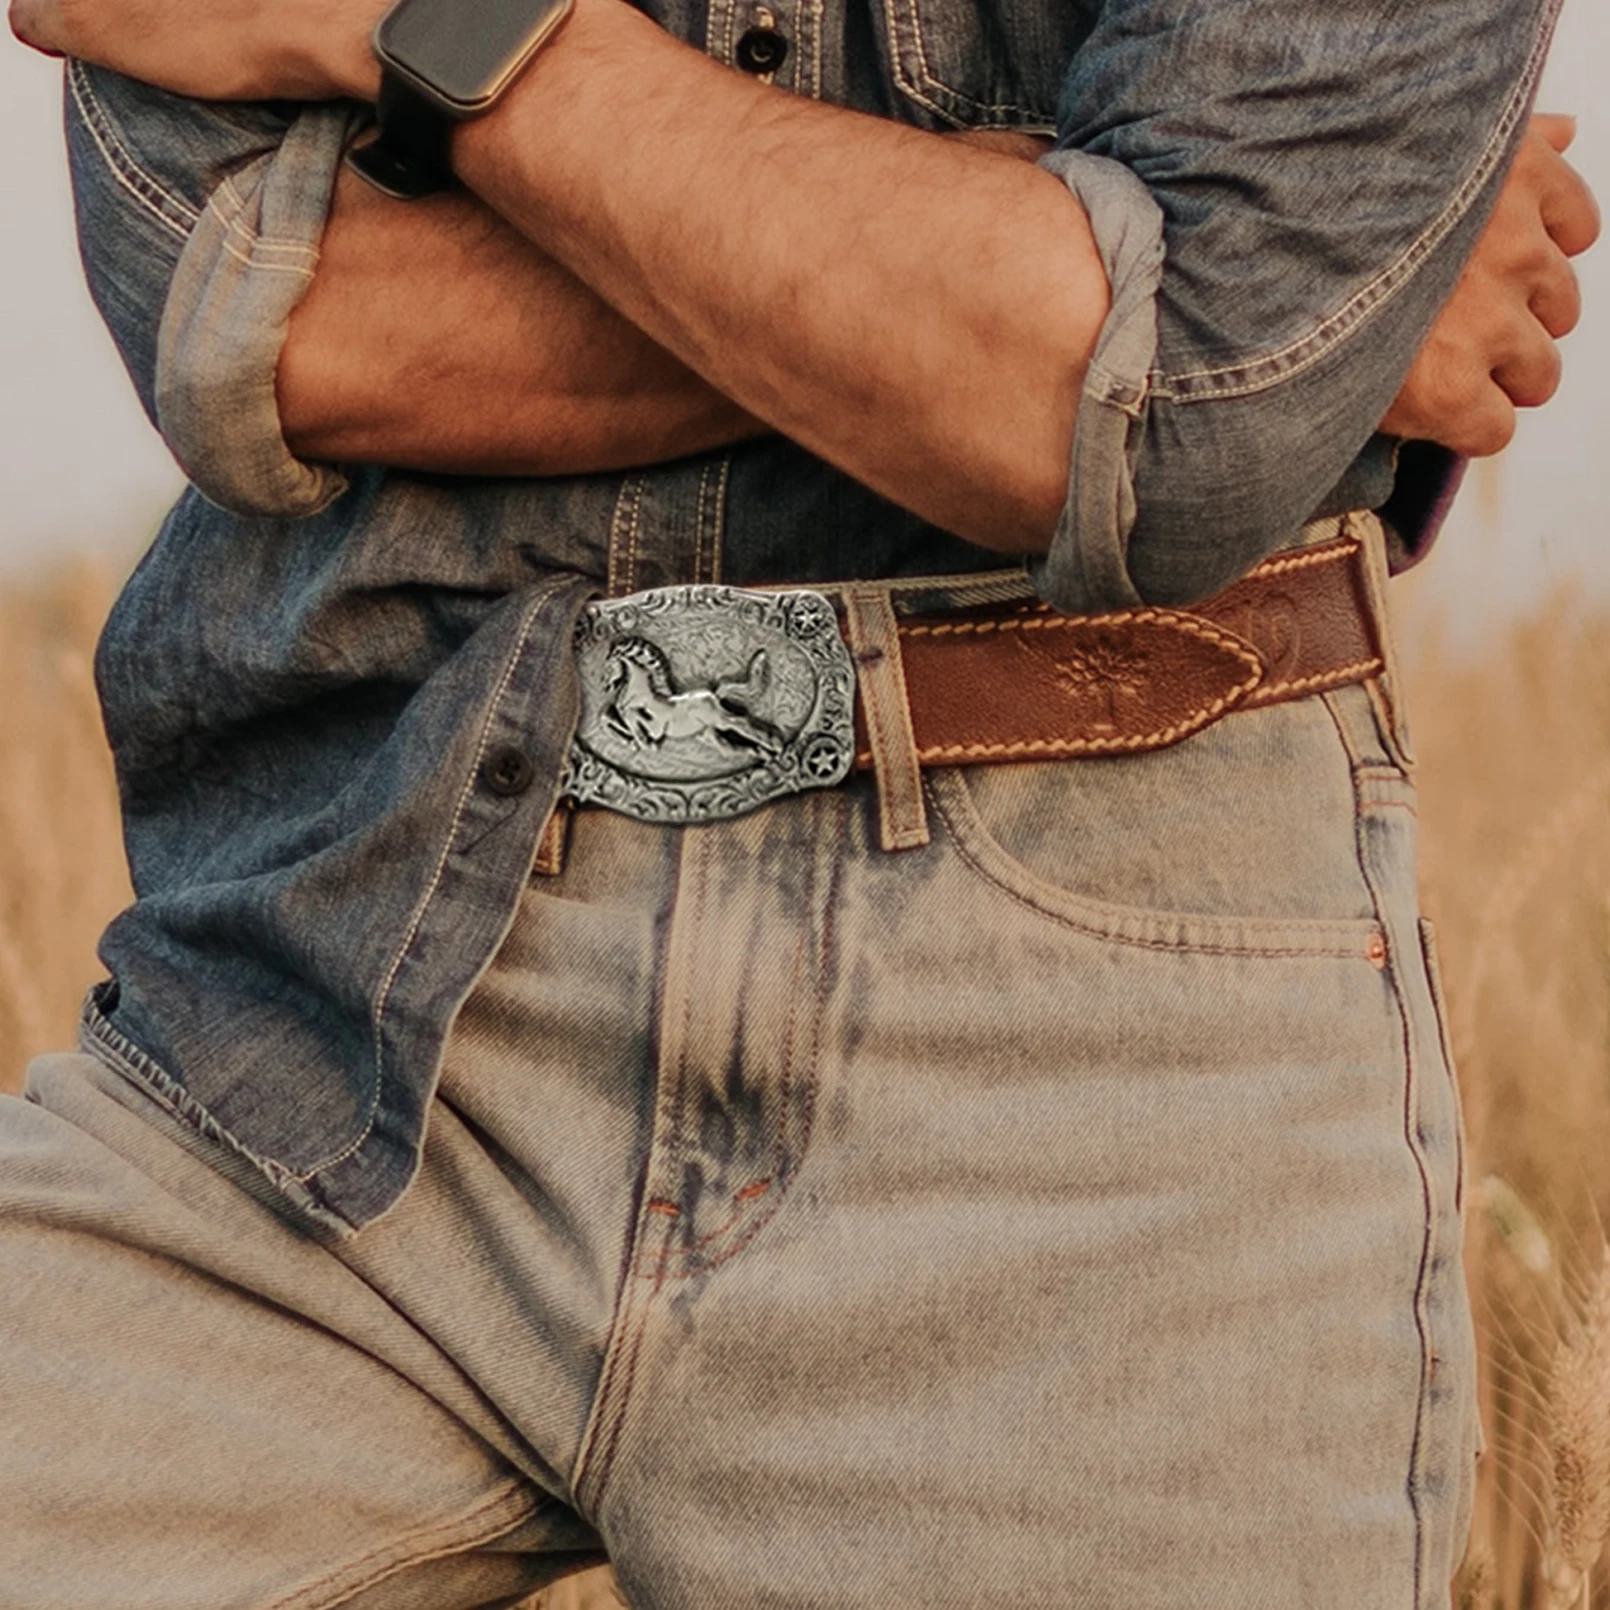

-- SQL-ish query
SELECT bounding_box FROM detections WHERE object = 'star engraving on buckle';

[565,586,856,824]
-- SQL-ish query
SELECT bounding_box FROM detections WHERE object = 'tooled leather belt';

[853,530,1382,771]
[562,526,1386,827]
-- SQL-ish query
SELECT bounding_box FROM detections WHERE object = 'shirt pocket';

[876,0,1099,130]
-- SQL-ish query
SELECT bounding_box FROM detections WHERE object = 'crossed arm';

[282,107,1590,500]
[13,0,1600,576]
[275,122,1069,506]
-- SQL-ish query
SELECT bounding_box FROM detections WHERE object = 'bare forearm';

[450,0,1108,552]
[21,0,1598,535]
[279,166,765,474]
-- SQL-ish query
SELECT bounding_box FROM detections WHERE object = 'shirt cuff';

[1027,148,1166,613]
[154,105,358,518]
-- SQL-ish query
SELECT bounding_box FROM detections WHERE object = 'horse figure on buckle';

[602,635,784,758]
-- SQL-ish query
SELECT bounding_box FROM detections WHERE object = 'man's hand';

[8,0,382,98]
[1382,114,1599,457]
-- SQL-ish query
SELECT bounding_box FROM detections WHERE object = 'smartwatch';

[347,0,575,199]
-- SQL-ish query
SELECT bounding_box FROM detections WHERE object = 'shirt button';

[735,27,789,75]
[481,745,535,797]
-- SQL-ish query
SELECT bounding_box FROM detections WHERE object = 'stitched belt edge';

[562,522,1386,826]
[830,528,1383,772]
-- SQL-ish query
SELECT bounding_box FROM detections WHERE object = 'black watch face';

[376,0,573,112]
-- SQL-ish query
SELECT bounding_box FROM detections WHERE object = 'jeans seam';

[1325,692,1439,1607]
[1417,918,1466,1217]
[570,816,707,1517]
[1391,946,1439,1610]
[570,793,845,1519]
[267,1480,538,1610]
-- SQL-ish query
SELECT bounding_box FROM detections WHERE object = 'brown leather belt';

[550,524,1389,865]
[849,531,1384,771]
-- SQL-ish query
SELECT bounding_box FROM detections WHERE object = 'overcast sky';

[2,9,1608,647]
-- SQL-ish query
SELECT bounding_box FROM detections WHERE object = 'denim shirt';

[67,0,1558,1231]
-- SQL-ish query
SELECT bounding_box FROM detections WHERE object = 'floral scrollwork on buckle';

[565,585,857,823]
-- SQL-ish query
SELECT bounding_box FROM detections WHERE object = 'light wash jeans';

[0,604,1473,1608]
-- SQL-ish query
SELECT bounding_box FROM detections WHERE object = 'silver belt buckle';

[565,585,857,824]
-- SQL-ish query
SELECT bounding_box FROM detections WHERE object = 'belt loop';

[1353,510,1416,772]
[843,587,930,852]
[532,798,572,877]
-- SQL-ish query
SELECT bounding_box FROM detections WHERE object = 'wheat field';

[2,562,1608,1607]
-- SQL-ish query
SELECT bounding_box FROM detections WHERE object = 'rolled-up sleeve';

[65,61,358,517]
[1032,0,1563,611]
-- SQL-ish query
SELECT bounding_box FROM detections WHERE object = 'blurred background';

[3,14,1610,1610]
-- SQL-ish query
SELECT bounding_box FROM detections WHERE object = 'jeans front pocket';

[926,692,1386,959]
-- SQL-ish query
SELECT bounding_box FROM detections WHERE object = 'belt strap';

[855,532,1384,772]
[551,526,1390,868]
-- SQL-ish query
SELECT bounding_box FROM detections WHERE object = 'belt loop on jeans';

[842,586,930,852]
[1352,510,1415,772]
[532,798,573,878]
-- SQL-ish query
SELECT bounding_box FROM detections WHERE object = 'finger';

[1492,320,1563,410]
[1530,250,1582,340]
[1531,112,1577,155]
[1380,336,1514,457]
[1519,130,1603,257]
[1540,155,1603,258]
[7,0,65,52]
[1452,385,1519,459]
[1423,384,1519,458]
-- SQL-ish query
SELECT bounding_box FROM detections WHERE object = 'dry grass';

[0,563,130,1087]
[3,564,1610,1606]
[1407,593,1610,1610]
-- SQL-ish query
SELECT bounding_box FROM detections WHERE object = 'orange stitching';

[907,671,1262,762]
[845,540,1369,768]
[895,543,1358,642]
[639,1176,772,1258]
[1254,656,1384,701]
[1243,537,1357,578]
[899,607,1260,652]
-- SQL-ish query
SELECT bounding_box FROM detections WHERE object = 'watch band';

[346,72,461,200]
